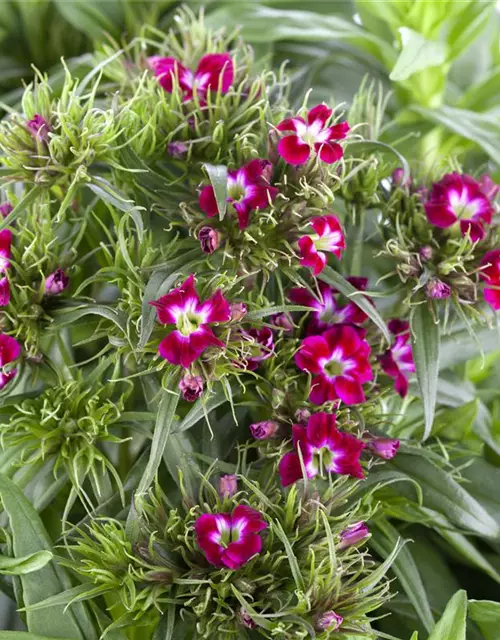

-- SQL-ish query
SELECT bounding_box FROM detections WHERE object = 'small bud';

[167,141,188,159]
[179,374,204,402]
[419,245,433,261]
[0,277,9,306]
[238,608,256,629]
[250,420,279,440]
[295,408,311,424]
[392,167,411,187]
[426,278,451,299]
[0,203,13,218]
[229,302,247,322]
[339,522,370,548]
[270,312,293,332]
[260,159,274,183]
[271,389,286,410]
[198,226,220,254]
[218,474,237,498]
[367,437,400,460]
[316,611,343,632]
[45,269,69,295]
[479,174,499,200]
[26,114,51,142]
[267,130,280,165]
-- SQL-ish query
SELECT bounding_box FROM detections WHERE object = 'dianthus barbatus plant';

[0,7,494,640]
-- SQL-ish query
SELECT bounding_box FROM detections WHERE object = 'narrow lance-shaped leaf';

[390,27,447,82]
[468,599,500,640]
[0,551,53,576]
[411,303,440,440]
[427,590,467,640]
[203,163,228,221]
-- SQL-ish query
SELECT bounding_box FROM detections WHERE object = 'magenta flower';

[298,215,345,275]
[150,275,231,368]
[45,269,69,295]
[199,159,278,229]
[295,325,373,405]
[426,278,451,299]
[0,333,21,390]
[367,436,400,460]
[316,611,343,632]
[195,505,267,570]
[26,114,51,142]
[289,281,366,335]
[167,141,188,159]
[149,53,234,101]
[424,173,494,242]
[250,420,279,440]
[276,104,349,165]
[218,474,238,498]
[339,522,370,548]
[179,373,204,402]
[481,250,500,310]
[379,320,415,398]
[0,277,9,307]
[0,203,13,218]
[198,226,220,254]
[242,327,275,370]
[278,412,365,486]
[0,230,12,273]
[478,174,499,200]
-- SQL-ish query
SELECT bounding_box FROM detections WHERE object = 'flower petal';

[195,54,234,93]
[0,277,9,306]
[276,116,306,133]
[295,335,329,374]
[199,185,220,218]
[222,534,261,569]
[314,141,344,164]
[199,289,231,323]
[277,135,310,165]
[307,104,332,128]
[334,376,366,405]
[279,451,304,486]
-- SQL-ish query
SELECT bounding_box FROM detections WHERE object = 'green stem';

[345,202,366,277]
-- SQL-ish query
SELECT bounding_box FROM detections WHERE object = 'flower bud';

[426,278,451,299]
[270,312,293,332]
[218,474,237,498]
[198,226,220,254]
[0,203,13,218]
[316,611,343,632]
[250,420,279,440]
[267,129,280,165]
[419,245,433,261]
[392,167,411,187]
[179,374,204,402]
[229,302,247,322]
[339,522,370,548]
[367,437,400,460]
[479,174,499,200]
[238,608,256,629]
[0,277,9,306]
[295,408,311,424]
[45,269,69,295]
[167,141,188,159]
[26,114,51,142]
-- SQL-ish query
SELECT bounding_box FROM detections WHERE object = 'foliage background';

[2,0,500,637]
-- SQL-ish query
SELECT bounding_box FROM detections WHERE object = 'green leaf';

[139,270,183,349]
[173,385,230,434]
[411,303,440,440]
[468,599,500,640]
[53,305,128,335]
[427,590,467,640]
[87,177,142,215]
[0,634,77,640]
[245,304,312,321]
[136,376,181,498]
[202,164,228,221]
[370,521,434,632]
[390,27,447,82]
[346,140,411,185]
[0,551,53,576]
[53,0,120,40]
[0,473,96,638]
[0,187,40,231]
[319,266,390,341]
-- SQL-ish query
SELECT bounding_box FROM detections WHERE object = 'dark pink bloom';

[0,277,9,306]
[0,333,21,390]
[481,250,500,310]
[478,174,499,200]
[26,114,51,142]
[276,104,349,165]
[45,269,69,295]
[242,327,274,370]
[0,203,13,218]
[298,215,345,275]
[0,230,12,273]
[179,373,204,402]
[250,420,279,440]
[150,275,231,368]
[316,611,343,632]
[198,226,220,254]
[295,325,373,405]
[379,320,415,398]
[289,281,366,335]
[150,53,234,100]
[367,436,400,460]
[218,474,237,498]
[426,278,451,299]
[424,173,494,241]
[199,159,278,229]
[339,522,369,548]
[278,412,364,486]
[195,505,267,570]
